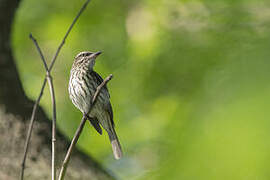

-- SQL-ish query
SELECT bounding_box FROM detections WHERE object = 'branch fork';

[20,0,92,180]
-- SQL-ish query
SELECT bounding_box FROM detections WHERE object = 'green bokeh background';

[12,0,270,179]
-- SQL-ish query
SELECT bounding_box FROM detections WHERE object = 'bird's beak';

[92,51,102,58]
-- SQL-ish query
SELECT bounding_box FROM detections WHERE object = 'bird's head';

[73,51,102,70]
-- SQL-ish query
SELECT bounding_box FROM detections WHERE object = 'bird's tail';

[108,127,123,159]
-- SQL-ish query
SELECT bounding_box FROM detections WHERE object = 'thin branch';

[20,79,46,180]
[48,0,91,72]
[29,34,49,71]
[29,34,57,180]
[57,115,87,180]
[48,77,57,180]
[58,74,113,180]
[20,0,91,179]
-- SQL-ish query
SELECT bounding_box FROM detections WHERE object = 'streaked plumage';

[68,51,122,159]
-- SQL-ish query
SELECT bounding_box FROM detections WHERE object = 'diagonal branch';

[20,0,91,179]
[20,79,46,180]
[58,74,113,180]
[29,34,57,180]
[29,34,49,71]
[48,0,91,72]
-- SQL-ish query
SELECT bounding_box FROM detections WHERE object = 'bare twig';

[58,74,113,180]
[20,0,91,179]
[48,0,91,72]
[29,34,49,71]
[20,80,46,180]
[29,34,57,180]
[48,78,57,180]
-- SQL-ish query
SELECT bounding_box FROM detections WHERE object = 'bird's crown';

[75,51,94,59]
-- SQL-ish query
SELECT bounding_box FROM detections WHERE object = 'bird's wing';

[91,70,109,94]
[88,116,103,135]
[91,71,115,127]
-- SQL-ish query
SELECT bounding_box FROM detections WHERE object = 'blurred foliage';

[11,0,270,179]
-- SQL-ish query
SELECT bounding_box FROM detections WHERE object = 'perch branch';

[58,74,113,180]
[20,0,91,179]
[29,34,57,180]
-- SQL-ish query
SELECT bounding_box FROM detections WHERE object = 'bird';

[68,51,122,159]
